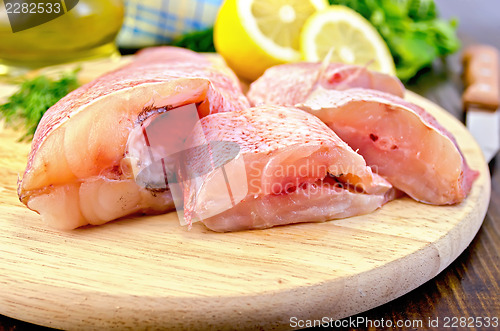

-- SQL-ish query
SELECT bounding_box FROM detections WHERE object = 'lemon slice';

[214,0,328,81]
[300,6,396,75]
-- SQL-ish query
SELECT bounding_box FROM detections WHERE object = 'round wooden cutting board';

[0,64,491,330]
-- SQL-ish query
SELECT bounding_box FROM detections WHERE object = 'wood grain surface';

[0,62,491,330]
[3,1,499,329]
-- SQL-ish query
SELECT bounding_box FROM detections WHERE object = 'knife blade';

[462,45,500,162]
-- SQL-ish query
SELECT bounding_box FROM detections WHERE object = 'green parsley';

[171,27,216,53]
[329,0,460,81]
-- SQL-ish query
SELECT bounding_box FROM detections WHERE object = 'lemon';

[300,6,396,75]
[214,0,328,81]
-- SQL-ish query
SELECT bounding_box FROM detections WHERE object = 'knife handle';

[462,45,499,110]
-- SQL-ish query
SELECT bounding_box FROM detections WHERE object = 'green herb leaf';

[0,70,79,141]
[329,0,460,81]
[171,27,216,53]
[168,0,459,81]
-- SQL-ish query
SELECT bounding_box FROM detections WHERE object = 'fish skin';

[180,105,395,231]
[18,47,250,229]
[201,181,396,232]
[297,88,479,205]
[247,62,405,107]
[22,47,248,187]
[20,47,249,194]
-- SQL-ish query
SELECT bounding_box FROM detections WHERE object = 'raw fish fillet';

[179,105,397,232]
[297,88,479,204]
[247,62,405,106]
[18,47,250,230]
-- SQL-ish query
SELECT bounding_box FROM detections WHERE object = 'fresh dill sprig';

[0,70,79,141]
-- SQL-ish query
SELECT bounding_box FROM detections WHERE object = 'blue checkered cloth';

[117,0,223,48]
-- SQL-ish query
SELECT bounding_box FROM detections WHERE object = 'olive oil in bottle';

[0,0,124,75]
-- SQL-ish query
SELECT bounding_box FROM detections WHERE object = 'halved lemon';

[300,6,396,75]
[214,0,328,81]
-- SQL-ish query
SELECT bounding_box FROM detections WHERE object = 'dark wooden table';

[337,2,500,328]
[334,2,500,328]
[1,2,499,331]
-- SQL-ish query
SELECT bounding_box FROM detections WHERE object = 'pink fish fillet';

[247,62,405,106]
[297,88,479,205]
[18,47,250,230]
[178,105,397,232]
